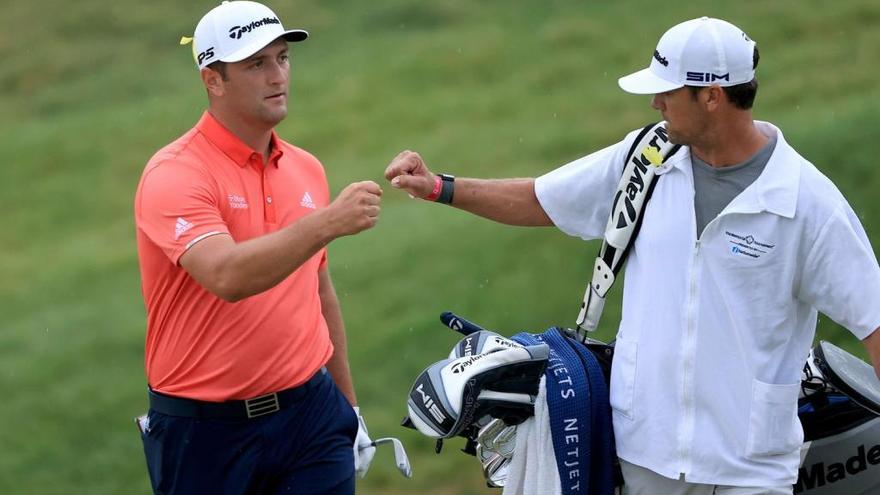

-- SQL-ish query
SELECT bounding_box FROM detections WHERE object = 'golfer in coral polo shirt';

[134,2,380,493]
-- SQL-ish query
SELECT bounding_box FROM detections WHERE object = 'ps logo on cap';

[618,17,757,95]
[184,1,309,69]
[197,47,215,66]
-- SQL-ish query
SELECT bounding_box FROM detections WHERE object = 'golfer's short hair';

[207,61,229,81]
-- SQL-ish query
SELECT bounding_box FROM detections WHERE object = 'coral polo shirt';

[135,111,333,402]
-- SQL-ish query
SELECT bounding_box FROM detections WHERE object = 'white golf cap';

[189,1,308,69]
[618,17,756,95]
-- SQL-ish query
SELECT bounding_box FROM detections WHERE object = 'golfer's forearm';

[209,212,332,301]
[450,178,554,227]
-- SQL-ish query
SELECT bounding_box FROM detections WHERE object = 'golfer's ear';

[201,67,225,97]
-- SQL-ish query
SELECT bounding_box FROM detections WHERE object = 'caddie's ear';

[201,67,226,97]
[703,84,725,111]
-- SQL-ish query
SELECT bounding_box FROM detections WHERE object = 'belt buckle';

[245,392,280,418]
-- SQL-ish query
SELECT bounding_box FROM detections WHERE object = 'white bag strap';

[570,122,680,341]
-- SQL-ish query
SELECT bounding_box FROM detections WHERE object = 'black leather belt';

[148,368,326,420]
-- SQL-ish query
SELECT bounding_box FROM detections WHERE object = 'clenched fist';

[324,181,382,237]
[384,150,436,199]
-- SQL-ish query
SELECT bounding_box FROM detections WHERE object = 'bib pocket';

[610,336,638,420]
[746,379,802,457]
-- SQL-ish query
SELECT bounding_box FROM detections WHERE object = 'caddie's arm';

[318,266,357,405]
[863,326,880,380]
[384,150,554,227]
[180,181,381,302]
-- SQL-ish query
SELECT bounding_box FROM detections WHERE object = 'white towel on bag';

[503,376,561,495]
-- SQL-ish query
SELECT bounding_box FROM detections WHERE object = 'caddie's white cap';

[187,1,308,69]
[618,17,756,95]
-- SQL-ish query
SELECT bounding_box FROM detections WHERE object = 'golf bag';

[403,313,617,493]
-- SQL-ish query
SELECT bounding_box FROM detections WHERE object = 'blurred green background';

[2,0,879,493]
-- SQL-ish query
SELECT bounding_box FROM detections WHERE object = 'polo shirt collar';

[658,120,799,218]
[196,111,284,168]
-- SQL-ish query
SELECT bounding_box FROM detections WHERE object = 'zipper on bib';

[678,239,701,476]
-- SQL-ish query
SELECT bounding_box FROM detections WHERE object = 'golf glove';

[353,407,375,478]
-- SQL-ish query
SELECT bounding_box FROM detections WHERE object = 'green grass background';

[1,0,879,493]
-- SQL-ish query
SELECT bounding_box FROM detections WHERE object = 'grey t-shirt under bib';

[692,135,777,237]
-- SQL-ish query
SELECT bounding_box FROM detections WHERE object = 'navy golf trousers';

[140,370,358,495]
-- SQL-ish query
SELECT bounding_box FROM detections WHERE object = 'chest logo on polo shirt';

[725,230,775,259]
[174,217,194,240]
[300,192,316,209]
[227,194,249,209]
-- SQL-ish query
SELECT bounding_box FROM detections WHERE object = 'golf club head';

[475,418,518,487]
[367,437,413,478]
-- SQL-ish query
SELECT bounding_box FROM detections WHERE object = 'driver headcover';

[406,343,550,439]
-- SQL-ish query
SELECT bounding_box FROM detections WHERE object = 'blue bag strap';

[514,329,617,494]
[561,331,615,494]
[513,330,592,493]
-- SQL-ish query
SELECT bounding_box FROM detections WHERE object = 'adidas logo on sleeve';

[174,217,194,240]
[300,192,316,209]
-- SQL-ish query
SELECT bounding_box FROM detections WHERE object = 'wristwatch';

[437,173,455,204]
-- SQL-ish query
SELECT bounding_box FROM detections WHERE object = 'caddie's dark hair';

[207,61,229,81]
[688,46,760,110]
[721,78,759,110]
